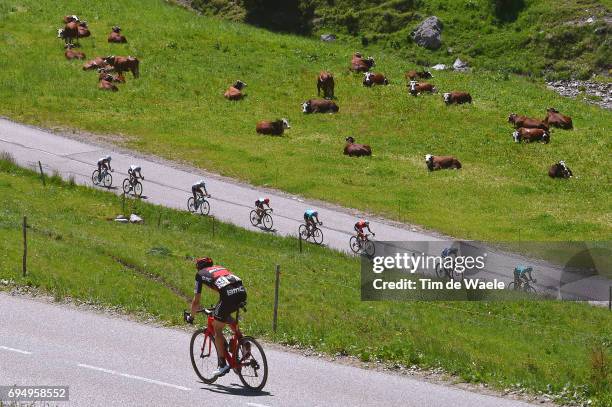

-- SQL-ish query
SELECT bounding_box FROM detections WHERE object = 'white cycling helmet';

[105,155,111,161]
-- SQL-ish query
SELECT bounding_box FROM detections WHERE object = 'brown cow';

[98,74,118,92]
[108,26,127,43]
[77,21,90,38]
[103,55,139,78]
[344,137,372,157]
[363,72,389,87]
[409,80,436,96]
[548,161,573,178]
[98,70,126,83]
[405,69,433,81]
[508,113,548,130]
[317,71,335,99]
[425,154,462,171]
[302,99,339,114]
[63,15,79,24]
[57,22,79,46]
[512,128,550,144]
[544,108,573,129]
[64,45,86,60]
[256,119,290,136]
[224,80,247,100]
[443,92,472,104]
[350,53,375,72]
[83,57,109,71]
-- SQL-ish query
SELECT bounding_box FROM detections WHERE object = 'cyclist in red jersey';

[354,219,375,240]
[184,257,247,378]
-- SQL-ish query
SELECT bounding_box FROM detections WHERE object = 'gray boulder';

[129,214,143,224]
[411,16,443,50]
[453,58,470,72]
[320,34,336,42]
[431,63,447,71]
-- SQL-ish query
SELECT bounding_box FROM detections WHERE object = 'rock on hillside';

[411,16,443,50]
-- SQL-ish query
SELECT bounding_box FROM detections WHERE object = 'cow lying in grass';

[108,26,127,43]
[425,154,462,171]
[302,99,339,114]
[256,119,290,136]
[98,70,125,83]
[103,55,139,78]
[224,80,247,100]
[363,72,388,87]
[64,44,85,60]
[548,161,573,178]
[544,108,573,129]
[409,81,436,96]
[98,73,118,92]
[512,128,550,144]
[405,69,432,81]
[351,52,375,72]
[508,113,548,130]
[443,92,471,104]
[83,57,109,71]
[77,21,90,38]
[317,71,334,99]
[344,137,371,157]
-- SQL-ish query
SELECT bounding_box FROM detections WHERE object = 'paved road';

[0,293,535,407]
[0,118,607,301]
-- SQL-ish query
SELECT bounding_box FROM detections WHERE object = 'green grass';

[0,157,610,405]
[0,0,610,243]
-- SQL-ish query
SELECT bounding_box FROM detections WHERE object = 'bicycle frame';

[201,310,248,371]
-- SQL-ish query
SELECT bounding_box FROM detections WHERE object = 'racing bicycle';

[250,208,273,231]
[92,168,113,188]
[435,247,463,282]
[186,304,268,391]
[187,194,211,216]
[122,175,143,197]
[507,277,538,293]
[349,233,375,256]
[299,222,324,245]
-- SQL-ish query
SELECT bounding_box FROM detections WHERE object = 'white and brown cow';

[363,72,389,87]
[443,92,472,104]
[425,154,462,171]
[256,119,290,136]
[344,137,372,157]
[512,128,550,144]
[302,99,339,114]
[508,113,548,130]
[544,108,573,129]
[409,80,436,96]
[224,80,247,100]
[548,161,573,178]
[350,53,375,72]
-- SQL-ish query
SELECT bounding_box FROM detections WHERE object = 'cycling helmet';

[105,155,111,162]
[264,198,270,204]
[364,219,369,226]
[195,257,213,270]
[313,211,318,216]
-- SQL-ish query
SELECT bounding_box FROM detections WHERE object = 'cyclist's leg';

[212,301,229,368]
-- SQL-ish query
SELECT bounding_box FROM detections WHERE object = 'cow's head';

[508,113,517,123]
[233,80,247,90]
[354,52,362,59]
[302,101,312,113]
[421,70,433,79]
[345,136,355,144]
[103,55,116,65]
[79,20,88,27]
[281,118,291,129]
[112,26,121,33]
[409,80,417,92]
[57,28,64,38]
[366,57,375,67]
[425,154,434,170]
[443,93,451,103]
[512,131,520,143]
[363,72,373,85]
[71,15,79,22]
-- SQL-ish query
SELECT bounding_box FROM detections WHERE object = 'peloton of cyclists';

[354,219,375,240]
[254,197,271,222]
[192,180,210,204]
[96,155,112,180]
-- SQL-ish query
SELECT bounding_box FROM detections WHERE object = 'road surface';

[0,118,607,300]
[0,292,535,407]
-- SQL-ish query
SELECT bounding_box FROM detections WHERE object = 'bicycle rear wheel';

[313,228,324,245]
[122,178,131,194]
[187,197,196,213]
[189,329,219,384]
[249,210,259,226]
[237,336,268,391]
[363,240,375,257]
[349,236,361,254]
[262,214,273,230]
[103,172,113,188]
[298,224,308,239]
[506,281,516,290]
[91,170,100,186]
[435,264,447,279]
[199,199,210,216]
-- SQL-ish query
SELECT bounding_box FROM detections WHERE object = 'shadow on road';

[200,381,273,397]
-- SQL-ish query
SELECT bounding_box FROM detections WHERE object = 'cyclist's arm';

[366,226,374,234]
[190,292,201,319]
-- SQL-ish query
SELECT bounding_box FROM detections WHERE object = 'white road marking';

[247,403,271,407]
[77,363,191,391]
[0,345,32,355]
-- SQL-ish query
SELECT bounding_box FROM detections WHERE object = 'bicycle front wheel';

[313,228,324,245]
[349,236,361,254]
[133,181,143,197]
[103,172,113,188]
[189,329,219,384]
[237,336,268,391]
[91,170,100,186]
[363,240,375,257]
[122,178,131,194]
[249,210,259,226]
[199,200,210,216]
[262,214,273,230]
[524,284,537,294]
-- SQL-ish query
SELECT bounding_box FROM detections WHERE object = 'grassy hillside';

[0,157,610,405]
[0,0,610,242]
[191,0,612,79]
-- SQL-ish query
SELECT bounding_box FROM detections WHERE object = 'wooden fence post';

[609,286,611,311]
[157,212,162,228]
[38,161,45,186]
[22,216,27,277]
[272,265,280,332]
[212,216,215,237]
[299,233,303,253]
[121,193,126,214]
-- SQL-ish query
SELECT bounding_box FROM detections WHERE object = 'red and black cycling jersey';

[195,266,242,294]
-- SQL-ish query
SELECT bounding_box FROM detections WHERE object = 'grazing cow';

[350,52,375,72]
[512,128,550,144]
[64,44,85,60]
[443,92,472,104]
[98,70,126,83]
[317,71,335,99]
[63,15,79,24]
[425,154,462,171]
[409,80,436,96]
[548,160,573,179]
[363,72,389,87]
[98,74,118,92]
[108,26,127,43]
[256,119,290,136]
[224,80,247,100]
[508,113,548,130]
[77,21,91,38]
[83,57,109,71]
[57,21,79,46]
[302,99,339,114]
[544,107,573,129]
[405,69,433,81]
[103,55,139,78]
[344,137,372,157]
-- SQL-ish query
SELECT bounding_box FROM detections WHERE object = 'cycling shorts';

[213,282,247,322]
